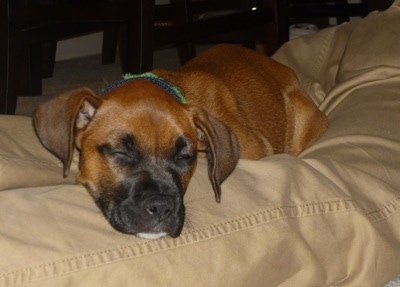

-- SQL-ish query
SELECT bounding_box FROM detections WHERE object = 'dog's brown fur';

[154,45,328,158]
[34,44,328,238]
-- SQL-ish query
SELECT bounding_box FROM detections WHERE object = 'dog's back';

[155,44,328,158]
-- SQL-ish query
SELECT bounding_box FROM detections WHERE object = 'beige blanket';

[1,2,400,286]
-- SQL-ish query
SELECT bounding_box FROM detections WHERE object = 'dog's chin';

[102,203,185,239]
[114,220,184,239]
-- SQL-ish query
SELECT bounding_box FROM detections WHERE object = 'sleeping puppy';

[33,44,328,239]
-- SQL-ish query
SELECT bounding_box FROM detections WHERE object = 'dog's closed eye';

[173,136,196,166]
[98,144,141,165]
[97,134,141,166]
[176,153,194,161]
[112,150,140,164]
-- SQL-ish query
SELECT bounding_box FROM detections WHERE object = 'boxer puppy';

[33,44,328,239]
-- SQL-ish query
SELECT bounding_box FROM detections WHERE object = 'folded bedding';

[1,2,400,286]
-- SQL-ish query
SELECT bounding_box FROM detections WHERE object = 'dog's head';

[33,80,239,239]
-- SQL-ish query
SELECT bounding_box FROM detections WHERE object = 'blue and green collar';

[101,72,187,104]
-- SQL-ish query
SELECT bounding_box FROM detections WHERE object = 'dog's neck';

[102,72,186,104]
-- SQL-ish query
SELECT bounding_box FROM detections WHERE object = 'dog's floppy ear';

[33,88,102,177]
[190,107,240,203]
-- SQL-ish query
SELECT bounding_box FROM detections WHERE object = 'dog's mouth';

[96,193,185,239]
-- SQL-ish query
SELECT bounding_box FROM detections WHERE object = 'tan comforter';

[1,2,400,286]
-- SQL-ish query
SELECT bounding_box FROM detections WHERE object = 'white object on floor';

[289,23,319,40]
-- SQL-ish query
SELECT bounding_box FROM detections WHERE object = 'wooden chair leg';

[120,0,154,74]
[15,45,42,96]
[1,43,42,114]
[2,44,19,115]
[40,41,57,78]
[28,45,42,95]
[173,0,196,65]
[177,43,196,65]
[102,26,119,65]
[0,0,15,114]
[275,0,289,46]
[0,53,8,114]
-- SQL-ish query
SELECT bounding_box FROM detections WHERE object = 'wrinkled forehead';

[84,94,196,154]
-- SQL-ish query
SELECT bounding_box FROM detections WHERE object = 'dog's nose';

[142,195,175,221]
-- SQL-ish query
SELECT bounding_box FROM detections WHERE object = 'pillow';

[272,20,359,105]
[1,80,400,285]
[1,3,400,285]
[0,115,78,190]
[337,3,400,82]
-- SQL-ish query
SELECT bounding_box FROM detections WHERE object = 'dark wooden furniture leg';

[0,0,13,114]
[172,0,196,64]
[102,26,119,65]
[122,0,155,74]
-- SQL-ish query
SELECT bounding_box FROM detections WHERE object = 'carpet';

[16,46,182,116]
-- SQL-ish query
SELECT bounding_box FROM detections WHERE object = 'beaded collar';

[101,72,186,104]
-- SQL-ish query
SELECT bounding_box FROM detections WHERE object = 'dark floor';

[16,46,183,116]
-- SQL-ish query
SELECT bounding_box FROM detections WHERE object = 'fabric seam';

[3,197,398,285]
